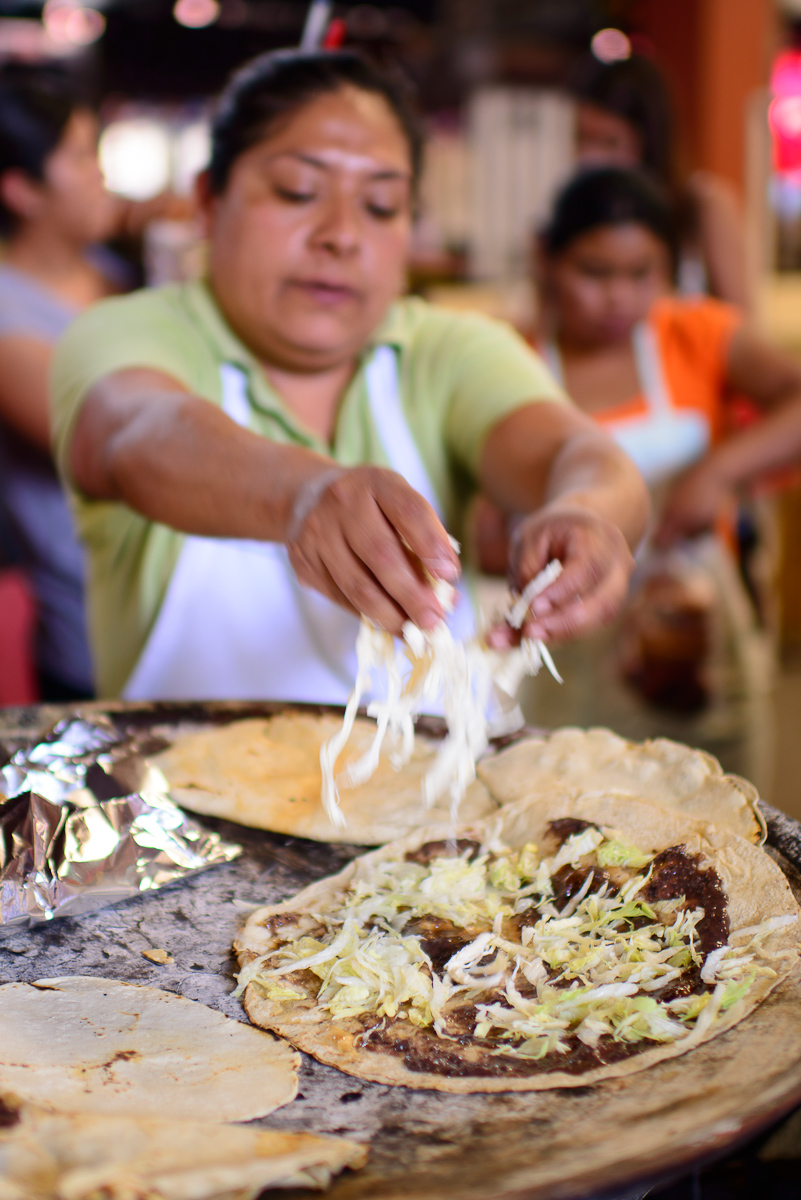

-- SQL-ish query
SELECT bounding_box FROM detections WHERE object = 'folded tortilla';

[0,1102,367,1200]
[477,727,765,843]
[153,713,496,844]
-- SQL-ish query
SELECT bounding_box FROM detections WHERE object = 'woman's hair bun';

[542,166,678,269]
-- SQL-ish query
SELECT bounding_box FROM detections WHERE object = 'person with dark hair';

[477,167,801,784]
[569,53,751,311]
[51,49,647,702]
[0,67,119,700]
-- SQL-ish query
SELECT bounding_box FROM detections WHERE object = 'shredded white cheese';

[320,561,563,828]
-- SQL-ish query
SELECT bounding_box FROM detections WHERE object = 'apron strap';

[221,348,444,524]
[219,362,253,428]
[365,345,444,521]
[544,325,671,417]
[631,322,673,418]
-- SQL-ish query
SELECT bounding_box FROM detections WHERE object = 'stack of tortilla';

[0,976,365,1198]
[152,713,765,847]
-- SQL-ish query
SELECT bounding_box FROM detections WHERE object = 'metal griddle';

[1,700,800,1200]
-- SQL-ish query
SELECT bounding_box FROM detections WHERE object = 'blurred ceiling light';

[771,95,801,140]
[174,121,211,194]
[99,119,172,201]
[771,49,801,98]
[590,28,631,64]
[42,0,105,46]
[173,0,220,28]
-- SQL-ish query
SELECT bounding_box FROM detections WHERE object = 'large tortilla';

[0,1102,367,1200]
[0,977,298,1120]
[154,713,496,844]
[477,727,765,843]
[236,794,798,1094]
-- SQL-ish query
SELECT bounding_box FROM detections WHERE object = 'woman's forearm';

[703,396,801,490]
[480,402,648,550]
[541,427,648,549]
[69,369,460,634]
[71,373,333,541]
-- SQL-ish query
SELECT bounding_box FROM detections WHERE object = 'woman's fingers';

[289,467,635,644]
[287,465,459,631]
[374,472,460,584]
[509,507,635,641]
[522,559,630,642]
[654,463,729,549]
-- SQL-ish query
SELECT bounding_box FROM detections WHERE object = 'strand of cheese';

[320,561,563,828]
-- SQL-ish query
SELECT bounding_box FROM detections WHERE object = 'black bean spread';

[402,915,479,973]
[364,1024,645,1078]
[546,818,599,847]
[642,846,730,955]
[550,864,610,908]
[362,841,731,1075]
[405,839,482,866]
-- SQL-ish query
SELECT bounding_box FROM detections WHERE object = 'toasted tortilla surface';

[0,976,299,1120]
[477,727,765,843]
[0,1102,367,1200]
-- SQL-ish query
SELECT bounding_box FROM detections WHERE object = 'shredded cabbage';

[596,838,654,870]
[239,831,794,1064]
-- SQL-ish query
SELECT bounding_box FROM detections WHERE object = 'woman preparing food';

[51,49,646,703]
[476,167,801,785]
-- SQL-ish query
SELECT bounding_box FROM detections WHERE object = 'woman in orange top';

[478,168,801,786]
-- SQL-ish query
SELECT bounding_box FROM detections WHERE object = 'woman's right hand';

[285,464,460,635]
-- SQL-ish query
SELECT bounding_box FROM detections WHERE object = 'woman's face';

[543,222,672,347]
[39,110,118,243]
[204,85,414,372]
[576,102,643,169]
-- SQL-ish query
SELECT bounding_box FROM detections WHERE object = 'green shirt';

[51,279,565,697]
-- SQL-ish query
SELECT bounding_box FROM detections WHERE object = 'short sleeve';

[50,286,219,484]
[419,309,567,475]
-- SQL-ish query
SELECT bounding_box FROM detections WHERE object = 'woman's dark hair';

[569,53,674,185]
[542,167,678,270]
[209,49,424,195]
[0,67,81,233]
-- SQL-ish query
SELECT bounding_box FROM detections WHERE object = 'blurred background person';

[569,53,752,312]
[0,67,120,700]
[51,49,646,704]
[473,167,801,787]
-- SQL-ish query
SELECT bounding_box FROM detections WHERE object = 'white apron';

[544,323,710,485]
[123,346,474,702]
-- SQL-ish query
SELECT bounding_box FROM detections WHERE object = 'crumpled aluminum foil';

[0,715,241,930]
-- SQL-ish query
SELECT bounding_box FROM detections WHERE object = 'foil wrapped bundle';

[0,715,241,930]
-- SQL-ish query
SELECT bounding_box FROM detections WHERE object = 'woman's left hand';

[487,504,635,647]
[654,461,731,549]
